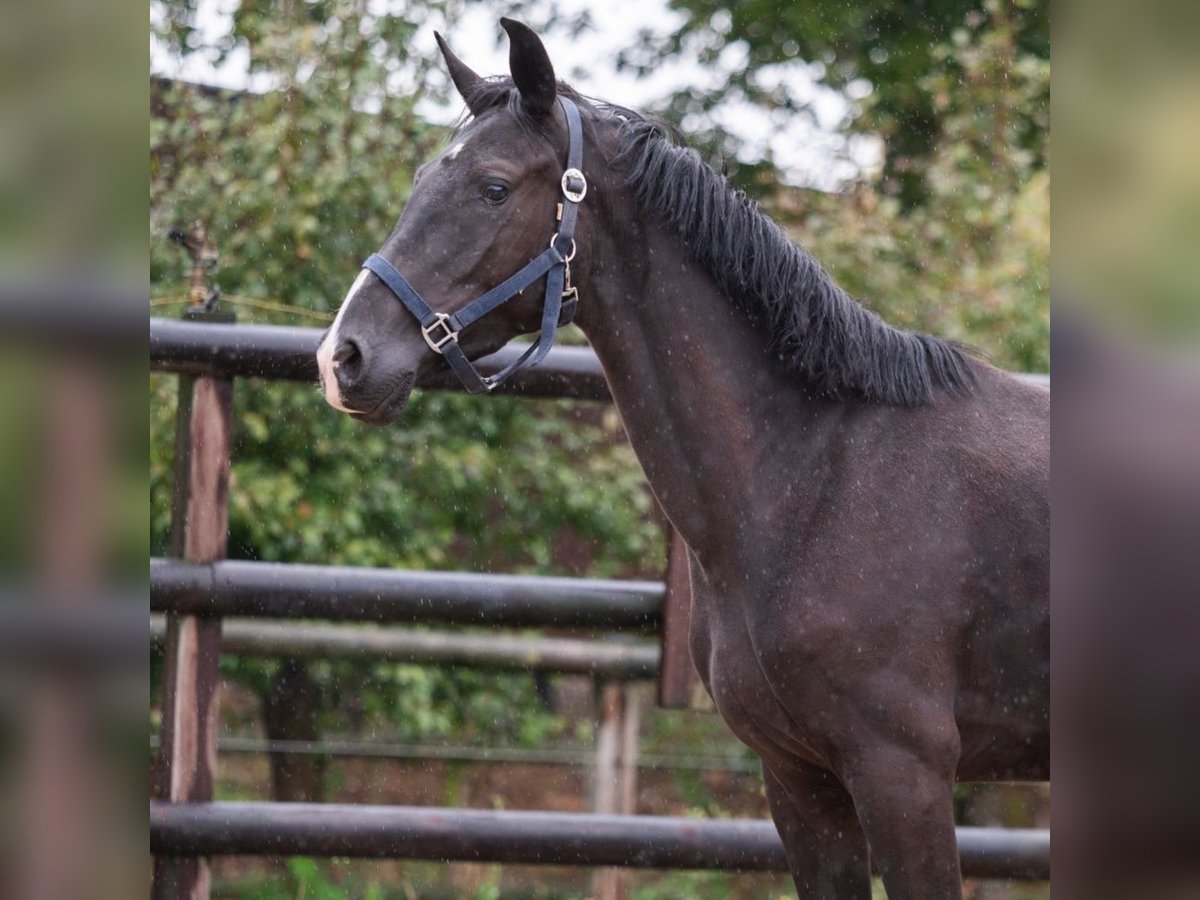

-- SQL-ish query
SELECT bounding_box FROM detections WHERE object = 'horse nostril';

[333,338,363,387]
[333,339,361,365]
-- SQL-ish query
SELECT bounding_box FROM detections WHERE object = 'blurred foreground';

[0,0,147,895]
[1055,0,1200,895]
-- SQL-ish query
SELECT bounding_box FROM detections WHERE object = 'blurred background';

[2,0,1199,895]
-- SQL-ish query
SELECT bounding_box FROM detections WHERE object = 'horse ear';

[500,18,556,117]
[435,31,488,117]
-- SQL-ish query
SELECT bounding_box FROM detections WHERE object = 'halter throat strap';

[362,95,586,395]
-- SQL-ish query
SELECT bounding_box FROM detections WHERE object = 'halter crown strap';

[361,95,586,395]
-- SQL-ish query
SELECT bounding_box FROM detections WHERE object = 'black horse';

[316,20,1049,899]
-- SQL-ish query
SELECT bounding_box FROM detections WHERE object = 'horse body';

[579,200,1049,894]
[315,19,1049,897]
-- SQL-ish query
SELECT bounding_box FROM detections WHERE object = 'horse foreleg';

[843,743,962,900]
[762,761,871,899]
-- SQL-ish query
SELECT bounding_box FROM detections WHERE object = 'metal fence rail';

[149,317,613,399]
[148,317,1049,395]
[151,558,663,631]
[151,734,763,774]
[149,615,660,678]
[150,802,1051,880]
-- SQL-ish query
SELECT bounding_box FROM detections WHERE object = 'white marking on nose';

[317,268,371,413]
[446,141,465,160]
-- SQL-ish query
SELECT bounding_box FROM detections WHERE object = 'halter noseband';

[361,96,586,395]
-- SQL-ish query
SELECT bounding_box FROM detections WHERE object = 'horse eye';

[482,182,509,204]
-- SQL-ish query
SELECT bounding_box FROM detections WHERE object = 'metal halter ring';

[550,233,577,262]
[421,313,458,354]
[561,168,587,203]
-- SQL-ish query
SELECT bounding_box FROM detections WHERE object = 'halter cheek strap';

[361,96,586,395]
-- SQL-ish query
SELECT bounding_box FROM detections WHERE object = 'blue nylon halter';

[361,96,587,395]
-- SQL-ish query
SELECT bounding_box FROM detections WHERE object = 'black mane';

[462,79,975,405]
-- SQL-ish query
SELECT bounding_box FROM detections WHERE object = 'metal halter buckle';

[561,168,587,203]
[550,233,577,262]
[562,258,578,304]
[421,313,458,353]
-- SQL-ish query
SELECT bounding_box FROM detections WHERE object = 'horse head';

[316,19,588,424]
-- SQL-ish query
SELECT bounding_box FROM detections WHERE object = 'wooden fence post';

[152,309,234,900]
[592,680,642,900]
[618,683,641,817]
[19,356,108,900]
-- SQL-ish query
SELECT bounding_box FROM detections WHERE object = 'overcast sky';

[149,0,880,188]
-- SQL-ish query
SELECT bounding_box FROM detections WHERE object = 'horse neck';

[575,207,828,568]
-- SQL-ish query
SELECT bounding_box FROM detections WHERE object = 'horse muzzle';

[347,368,417,426]
[317,329,418,425]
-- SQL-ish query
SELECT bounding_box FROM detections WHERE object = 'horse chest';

[687,578,840,769]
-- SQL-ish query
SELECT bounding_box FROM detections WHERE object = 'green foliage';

[285,858,344,900]
[779,9,1049,371]
[630,870,793,899]
[215,858,380,900]
[630,0,1047,202]
[216,386,658,574]
[150,0,452,308]
[215,653,572,747]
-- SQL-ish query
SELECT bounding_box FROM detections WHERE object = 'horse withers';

[315,19,1050,899]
